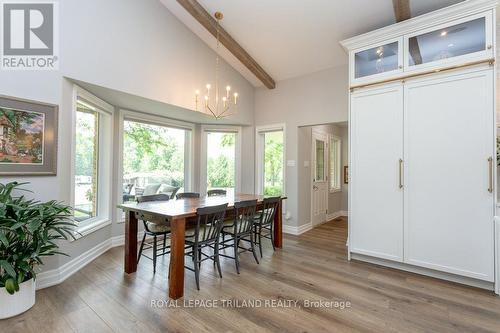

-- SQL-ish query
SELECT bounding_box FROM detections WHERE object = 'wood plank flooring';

[3,217,500,333]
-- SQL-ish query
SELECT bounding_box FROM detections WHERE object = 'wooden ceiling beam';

[392,0,422,65]
[177,0,276,89]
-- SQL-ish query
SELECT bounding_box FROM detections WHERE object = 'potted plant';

[0,182,76,319]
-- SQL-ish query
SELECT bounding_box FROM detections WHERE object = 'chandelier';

[195,12,238,119]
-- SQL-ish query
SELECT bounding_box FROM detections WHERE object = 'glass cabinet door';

[407,17,487,67]
[354,41,400,80]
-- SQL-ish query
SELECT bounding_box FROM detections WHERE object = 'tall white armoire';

[341,0,499,292]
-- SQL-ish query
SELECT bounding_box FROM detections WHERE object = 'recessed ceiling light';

[448,43,454,47]
[440,31,447,36]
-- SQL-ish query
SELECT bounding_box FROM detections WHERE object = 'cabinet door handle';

[488,156,493,193]
[399,158,404,189]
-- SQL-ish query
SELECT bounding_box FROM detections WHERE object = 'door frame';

[311,129,329,227]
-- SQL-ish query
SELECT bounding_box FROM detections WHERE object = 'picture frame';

[344,165,349,184]
[0,95,58,176]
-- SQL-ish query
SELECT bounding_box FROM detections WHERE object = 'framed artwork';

[343,166,349,184]
[0,95,58,175]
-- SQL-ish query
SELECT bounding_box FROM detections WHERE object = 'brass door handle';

[488,156,493,193]
[399,159,404,189]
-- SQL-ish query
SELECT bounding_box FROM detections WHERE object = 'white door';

[404,68,495,281]
[312,131,328,226]
[350,84,404,261]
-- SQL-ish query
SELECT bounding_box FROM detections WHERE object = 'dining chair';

[183,203,228,290]
[220,199,259,273]
[176,192,200,199]
[254,196,281,257]
[136,194,171,274]
[207,189,227,197]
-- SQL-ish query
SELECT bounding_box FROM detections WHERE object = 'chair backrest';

[159,184,180,199]
[233,199,258,235]
[207,189,227,197]
[136,193,170,203]
[194,203,228,243]
[176,192,200,199]
[258,196,281,226]
[136,194,170,232]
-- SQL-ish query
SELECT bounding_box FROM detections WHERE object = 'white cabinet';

[350,85,404,261]
[404,69,495,282]
[342,0,497,287]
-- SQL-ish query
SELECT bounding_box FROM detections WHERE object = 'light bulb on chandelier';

[194,11,238,120]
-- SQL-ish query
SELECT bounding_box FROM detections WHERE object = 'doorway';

[298,122,348,230]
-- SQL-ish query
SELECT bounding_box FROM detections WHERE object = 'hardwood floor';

[3,217,500,333]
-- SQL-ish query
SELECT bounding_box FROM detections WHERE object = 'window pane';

[355,41,399,78]
[315,139,325,181]
[207,132,235,196]
[409,17,485,66]
[123,121,186,203]
[264,131,283,196]
[74,107,98,222]
[330,138,340,191]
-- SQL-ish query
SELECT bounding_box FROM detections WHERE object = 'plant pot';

[0,278,35,319]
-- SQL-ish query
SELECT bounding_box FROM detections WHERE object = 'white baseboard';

[351,253,494,291]
[283,222,312,235]
[283,210,348,236]
[36,233,143,290]
[327,210,348,221]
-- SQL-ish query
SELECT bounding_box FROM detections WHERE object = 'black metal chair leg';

[194,245,200,290]
[153,235,157,274]
[215,242,222,278]
[137,233,146,264]
[234,237,240,274]
[258,227,263,258]
[162,234,167,254]
[251,233,259,264]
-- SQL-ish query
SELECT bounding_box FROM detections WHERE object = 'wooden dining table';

[118,193,286,299]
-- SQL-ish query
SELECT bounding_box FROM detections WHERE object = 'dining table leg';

[273,200,283,249]
[169,217,186,299]
[124,210,138,273]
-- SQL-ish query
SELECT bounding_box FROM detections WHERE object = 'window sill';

[72,218,112,241]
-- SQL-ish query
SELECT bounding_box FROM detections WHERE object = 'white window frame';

[116,109,195,222]
[71,86,114,238]
[200,125,242,196]
[255,123,286,196]
[329,134,342,193]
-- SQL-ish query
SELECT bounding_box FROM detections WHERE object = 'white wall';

[255,65,349,228]
[0,0,255,271]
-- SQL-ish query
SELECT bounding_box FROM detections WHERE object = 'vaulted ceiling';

[161,0,464,87]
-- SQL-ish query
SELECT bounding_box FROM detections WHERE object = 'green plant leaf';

[0,260,16,277]
[0,231,9,247]
[17,271,25,284]
[5,278,16,295]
